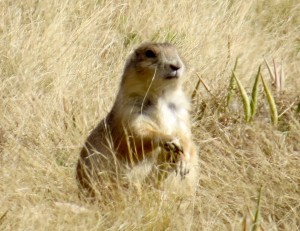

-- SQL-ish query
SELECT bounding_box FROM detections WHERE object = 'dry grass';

[1,0,300,230]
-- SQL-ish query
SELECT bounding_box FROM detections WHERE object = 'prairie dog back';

[76,42,199,197]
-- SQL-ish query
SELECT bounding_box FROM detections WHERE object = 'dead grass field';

[1,0,300,230]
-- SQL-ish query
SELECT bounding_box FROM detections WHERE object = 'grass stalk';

[264,57,275,84]
[250,65,261,120]
[0,210,8,225]
[261,74,278,126]
[280,59,284,91]
[233,71,251,122]
[252,186,263,231]
[191,77,202,101]
[226,57,239,107]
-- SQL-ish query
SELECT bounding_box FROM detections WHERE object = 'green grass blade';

[191,77,201,101]
[226,57,239,107]
[233,71,251,122]
[261,74,278,126]
[297,101,300,113]
[250,65,261,120]
[252,186,263,231]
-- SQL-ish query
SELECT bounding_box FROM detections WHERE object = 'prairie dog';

[76,42,199,197]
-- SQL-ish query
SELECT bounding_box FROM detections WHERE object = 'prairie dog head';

[121,43,185,94]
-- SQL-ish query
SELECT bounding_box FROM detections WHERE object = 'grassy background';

[1,0,300,230]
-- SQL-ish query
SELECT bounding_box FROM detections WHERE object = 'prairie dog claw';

[176,160,190,179]
[163,139,190,179]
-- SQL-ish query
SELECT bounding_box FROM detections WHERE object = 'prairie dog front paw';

[163,139,183,154]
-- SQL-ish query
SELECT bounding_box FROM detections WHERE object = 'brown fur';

[76,42,199,198]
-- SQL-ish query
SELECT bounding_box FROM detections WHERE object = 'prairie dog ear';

[132,47,144,61]
[134,48,142,59]
[132,43,145,56]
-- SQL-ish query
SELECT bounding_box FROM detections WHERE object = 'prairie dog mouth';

[165,75,179,80]
[165,71,180,79]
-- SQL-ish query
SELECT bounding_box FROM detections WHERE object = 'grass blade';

[273,59,280,91]
[280,59,284,91]
[264,57,275,84]
[192,74,213,101]
[0,210,8,225]
[191,77,202,101]
[233,71,251,122]
[252,186,263,231]
[297,101,300,113]
[226,57,239,107]
[250,65,261,120]
[261,74,278,126]
[198,74,213,95]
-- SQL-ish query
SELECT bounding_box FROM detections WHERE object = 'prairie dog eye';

[145,50,156,58]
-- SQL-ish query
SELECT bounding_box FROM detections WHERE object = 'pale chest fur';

[156,91,191,136]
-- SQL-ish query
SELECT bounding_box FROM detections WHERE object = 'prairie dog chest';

[156,98,190,135]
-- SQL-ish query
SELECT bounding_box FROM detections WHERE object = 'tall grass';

[1,0,300,230]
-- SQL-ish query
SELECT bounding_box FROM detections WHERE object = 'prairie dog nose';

[169,64,181,71]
